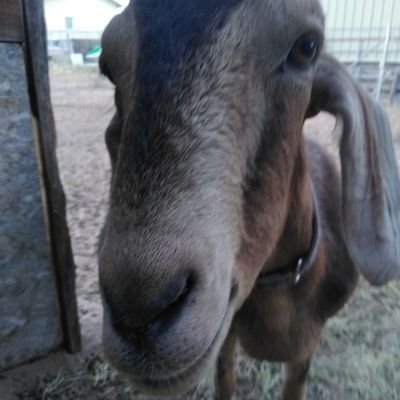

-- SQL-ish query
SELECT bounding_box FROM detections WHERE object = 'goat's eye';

[288,35,319,67]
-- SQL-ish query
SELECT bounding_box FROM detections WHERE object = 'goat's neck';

[262,144,314,275]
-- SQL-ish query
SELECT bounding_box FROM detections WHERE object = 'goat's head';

[98,0,400,395]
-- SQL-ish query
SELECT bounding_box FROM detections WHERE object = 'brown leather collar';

[256,188,321,287]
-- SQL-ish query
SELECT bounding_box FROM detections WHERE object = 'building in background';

[44,0,399,100]
[44,0,126,61]
[320,0,400,100]
[320,0,400,63]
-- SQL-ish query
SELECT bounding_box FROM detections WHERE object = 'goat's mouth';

[119,304,233,396]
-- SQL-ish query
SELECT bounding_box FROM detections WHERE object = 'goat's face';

[99,0,324,394]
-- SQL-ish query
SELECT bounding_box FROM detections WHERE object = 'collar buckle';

[294,258,304,285]
[255,184,321,288]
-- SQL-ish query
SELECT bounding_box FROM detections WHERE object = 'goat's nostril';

[107,273,195,343]
[147,274,194,338]
[156,274,192,314]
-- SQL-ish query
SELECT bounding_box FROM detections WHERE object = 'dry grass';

[13,279,400,399]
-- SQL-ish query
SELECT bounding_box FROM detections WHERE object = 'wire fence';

[321,0,400,62]
[320,0,400,100]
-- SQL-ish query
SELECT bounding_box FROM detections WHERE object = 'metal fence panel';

[320,0,400,64]
[320,0,400,100]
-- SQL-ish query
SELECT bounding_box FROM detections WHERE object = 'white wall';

[320,0,400,36]
[45,0,118,33]
[320,0,400,63]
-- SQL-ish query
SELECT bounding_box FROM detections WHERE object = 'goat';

[98,1,400,399]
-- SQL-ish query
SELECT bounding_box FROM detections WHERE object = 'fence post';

[377,25,391,100]
[376,0,396,100]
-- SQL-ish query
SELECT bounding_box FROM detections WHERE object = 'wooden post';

[21,0,81,353]
[0,1,23,42]
[0,0,80,370]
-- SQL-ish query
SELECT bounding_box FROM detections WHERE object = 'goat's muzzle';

[98,227,237,394]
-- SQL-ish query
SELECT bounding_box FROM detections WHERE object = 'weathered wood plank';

[0,43,62,370]
[0,0,23,42]
[21,0,81,353]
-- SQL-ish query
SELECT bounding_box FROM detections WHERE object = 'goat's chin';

[112,307,234,397]
[124,347,214,396]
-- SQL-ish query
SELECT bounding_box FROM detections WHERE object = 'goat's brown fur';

[230,140,358,399]
[98,1,399,399]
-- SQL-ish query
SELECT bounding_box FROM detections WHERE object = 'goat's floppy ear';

[308,54,400,285]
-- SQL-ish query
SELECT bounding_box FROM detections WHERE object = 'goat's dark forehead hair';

[119,0,244,178]
[134,0,243,95]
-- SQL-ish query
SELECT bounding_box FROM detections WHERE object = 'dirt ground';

[1,64,400,400]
